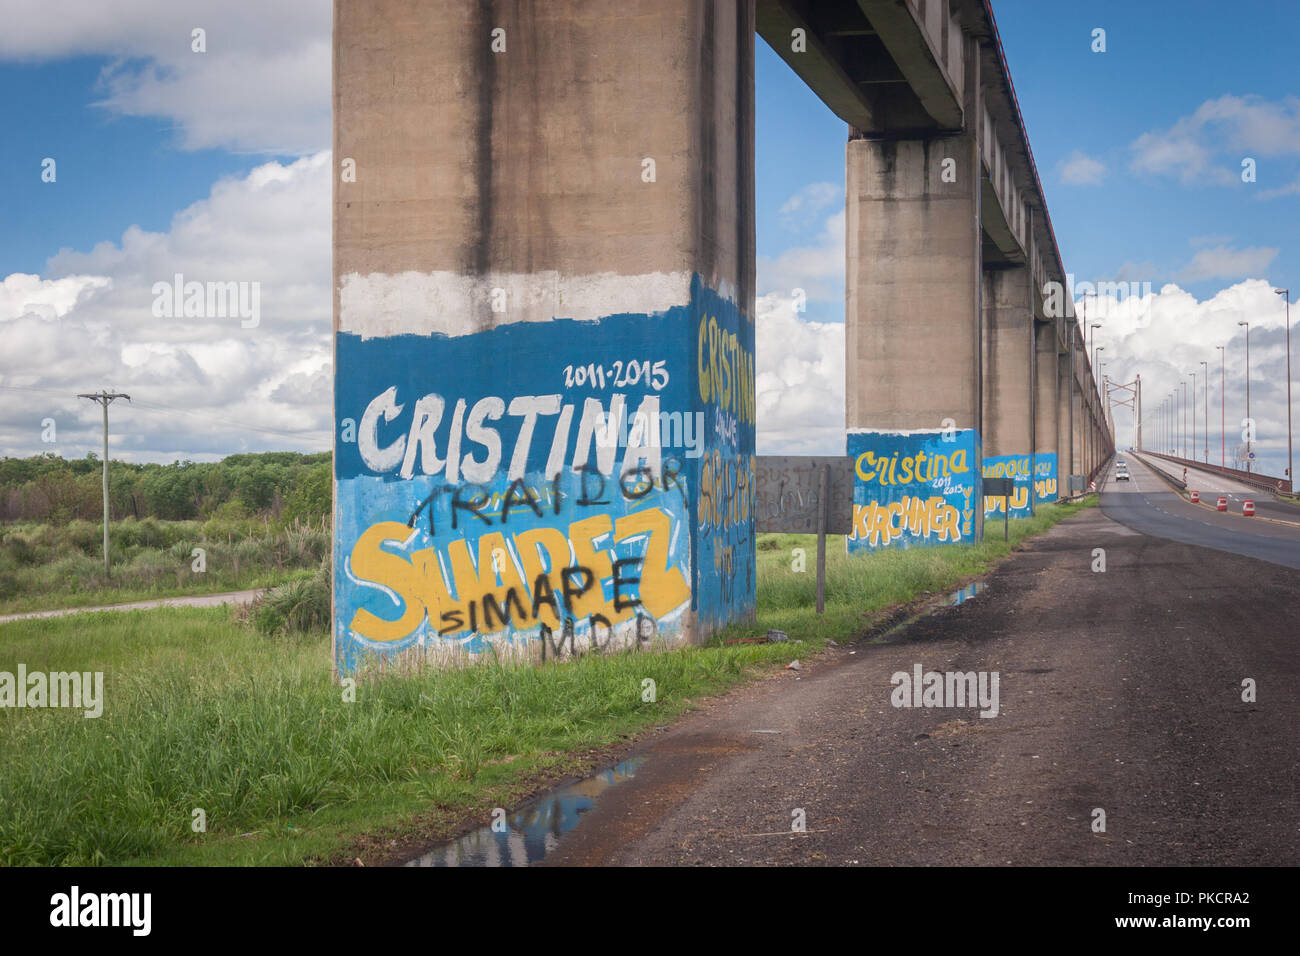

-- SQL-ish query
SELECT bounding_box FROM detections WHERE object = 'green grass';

[0,608,798,866]
[737,498,1097,646]
[0,497,1093,866]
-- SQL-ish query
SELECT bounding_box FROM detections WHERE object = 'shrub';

[251,564,330,637]
[66,519,101,556]
[43,553,106,591]
[168,540,196,563]
[3,534,40,568]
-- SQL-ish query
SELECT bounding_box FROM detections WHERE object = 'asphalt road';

[1125,452,1300,522]
[539,491,1300,866]
[1103,454,1300,570]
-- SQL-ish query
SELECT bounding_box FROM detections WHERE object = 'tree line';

[0,451,331,524]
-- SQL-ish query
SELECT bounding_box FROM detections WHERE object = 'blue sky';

[1,0,1296,474]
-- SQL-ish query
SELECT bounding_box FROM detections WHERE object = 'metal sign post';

[755,456,854,616]
[816,463,829,614]
[983,476,1015,542]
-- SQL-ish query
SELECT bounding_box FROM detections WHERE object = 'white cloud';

[0,153,332,462]
[778,182,841,224]
[1084,279,1293,475]
[1256,174,1300,200]
[1059,150,1106,185]
[754,293,845,456]
[0,0,330,154]
[1176,245,1278,282]
[757,208,845,305]
[1131,94,1300,186]
[0,273,111,322]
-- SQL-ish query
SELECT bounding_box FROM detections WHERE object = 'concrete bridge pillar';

[845,38,983,553]
[1073,358,1087,482]
[1057,349,1072,489]
[981,265,1035,518]
[1034,320,1060,503]
[331,0,756,674]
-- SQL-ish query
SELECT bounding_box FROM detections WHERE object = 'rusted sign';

[754,456,854,534]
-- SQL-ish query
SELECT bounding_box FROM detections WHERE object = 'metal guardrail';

[1131,452,1186,492]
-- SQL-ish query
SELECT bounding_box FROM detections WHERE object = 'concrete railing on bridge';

[1139,451,1291,496]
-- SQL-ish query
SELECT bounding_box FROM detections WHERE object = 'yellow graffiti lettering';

[349,507,690,643]
[697,314,755,425]
[849,497,963,546]
[854,449,969,486]
[348,521,427,641]
[613,507,690,619]
[513,526,572,630]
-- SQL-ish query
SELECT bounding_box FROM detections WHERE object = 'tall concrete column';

[332,0,756,674]
[846,37,983,552]
[1073,358,1086,480]
[1034,320,1060,503]
[981,265,1034,518]
[1057,349,1072,494]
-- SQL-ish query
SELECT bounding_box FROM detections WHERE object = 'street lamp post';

[1239,320,1251,472]
[1277,289,1292,492]
[1190,369,1198,465]
[1216,345,1225,472]
[1184,380,1190,460]
[1200,360,1209,463]
[1090,320,1102,400]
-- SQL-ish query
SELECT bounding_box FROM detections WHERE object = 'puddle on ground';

[948,582,987,605]
[404,757,645,867]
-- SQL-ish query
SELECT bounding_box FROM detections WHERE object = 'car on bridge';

[1115,463,1130,481]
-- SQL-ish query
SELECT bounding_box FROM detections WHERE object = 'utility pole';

[1181,380,1188,460]
[77,390,131,573]
[1239,321,1251,473]
[1216,345,1225,472]
[1200,360,1209,463]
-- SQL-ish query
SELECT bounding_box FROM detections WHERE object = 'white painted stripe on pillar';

[845,427,969,436]
[338,270,697,339]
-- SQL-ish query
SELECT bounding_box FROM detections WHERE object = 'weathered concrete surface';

[980,265,1033,459]
[845,132,982,432]
[332,1,758,672]
[1034,320,1058,462]
[1057,351,1072,481]
[335,0,754,292]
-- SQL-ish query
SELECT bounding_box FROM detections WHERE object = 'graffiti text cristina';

[848,429,981,553]
[333,275,755,674]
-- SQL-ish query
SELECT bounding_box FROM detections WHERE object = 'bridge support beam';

[1034,320,1060,503]
[1073,356,1087,482]
[331,0,756,674]
[1057,349,1072,493]
[845,128,984,552]
[981,265,1035,518]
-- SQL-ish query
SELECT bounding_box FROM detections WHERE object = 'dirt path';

[540,506,1300,866]
[0,589,265,624]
